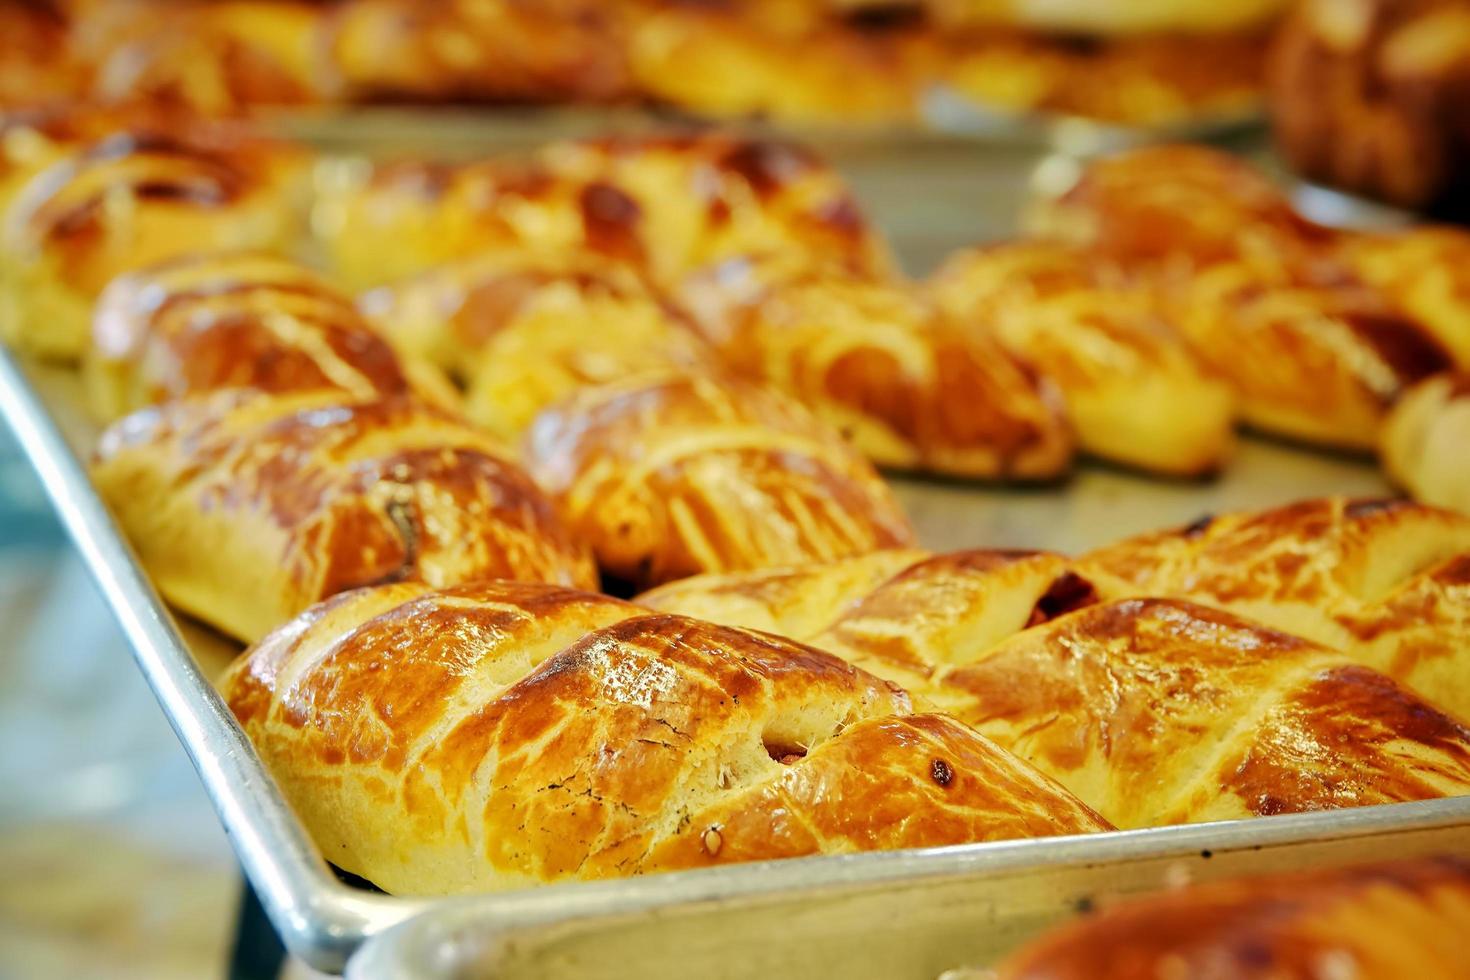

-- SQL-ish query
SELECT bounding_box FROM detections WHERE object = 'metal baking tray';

[0,350,1430,976]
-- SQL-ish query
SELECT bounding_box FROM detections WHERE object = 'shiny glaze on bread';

[523,374,916,590]
[93,391,595,642]
[221,581,1110,893]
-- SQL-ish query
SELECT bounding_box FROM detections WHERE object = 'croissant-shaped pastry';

[997,857,1470,980]
[641,550,1470,827]
[523,374,916,590]
[221,580,1111,894]
[85,252,420,420]
[358,250,718,442]
[1383,373,1470,517]
[1335,226,1470,370]
[679,254,1073,479]
[1082,496,1470,717]
[1167,259,1453,450]
[1,129,304,361]
[92,391,596,643]
[928,242,1235,475]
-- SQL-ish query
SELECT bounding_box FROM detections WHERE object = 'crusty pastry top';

[523,373,916,589]
[89,251,409,416]
[223,581,1110,893]
[997,856,1470,980]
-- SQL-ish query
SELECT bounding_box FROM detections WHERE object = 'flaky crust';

[93,390,596,643]
[680,254,1074,479]
[1,127,303,360]
[358,250,718,442]
[85,251,412,420]
[1383,373,1470,517]
[998,857,1470,980]
[928,242,1234,475]
[1082,496,1470,718]
[523,374,916,590]
[221,582,1109,894]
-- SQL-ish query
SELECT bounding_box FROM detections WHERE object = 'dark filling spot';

[765,741,807,765]
[1073,895,1095,915]
[1025,572,1099,628]
[1344,497,1410,520]
[931,758,954,787]
[1050,34,1105,57]
[1182,513,1215,538]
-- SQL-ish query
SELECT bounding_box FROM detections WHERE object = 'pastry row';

[2,0,1270,126]
[2,107,1467,512]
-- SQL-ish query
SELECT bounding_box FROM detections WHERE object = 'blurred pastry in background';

[0,1,83,109]
[922,0,1288,35]
[1383,373,1470,516]
[0,124,306,361]
[928,241,1235,476]
[1270,0,1470,219]
[1334,225,1470,370]
[680,251,1074,479]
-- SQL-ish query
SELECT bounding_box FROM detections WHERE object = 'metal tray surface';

[0,350,1423,975]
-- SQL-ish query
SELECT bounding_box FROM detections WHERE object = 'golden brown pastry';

[1,128,304,361]
[85,251,417,420]
[318,0,629,105]
[1335,226,1470,370]
[93,390,595,643]
[1169,257,1452,450]
[641,548,1470,828]
[522,374,916,590]
[1383,373,1470,516]
[680,254,1074,479]
[314,134,895,291]
[997,857,1470,979]
[925,0,1288,34]
[1082,496,1470,717]
[1270,0,1470,217]
[928,241,1234,475]
[221,580,1112,894]
[0,3,82,109]
[68,0,325,114]
[358,250,718,442]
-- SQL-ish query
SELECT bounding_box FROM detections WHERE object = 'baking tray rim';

[3,345,1467,974]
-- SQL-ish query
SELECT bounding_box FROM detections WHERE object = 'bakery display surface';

[2,96,1469,976]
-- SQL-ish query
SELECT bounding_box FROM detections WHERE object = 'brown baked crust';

[1082,496,1470,717]
[358,250,718,442]
[222,584,1110,894]
[0,3,82,109]
[1335,225,1470,370]
[1382,372,1470,517]
[928,241,1235,475]
[997,857,1470,979]
[680,254,1074,479]
[522,374,916,590]
[92,390,596,643]
[1269,0,1470,216]
[86,251,411,419]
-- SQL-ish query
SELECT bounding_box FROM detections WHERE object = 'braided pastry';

[358,250,718,442]
[679,253,1074,479]
[1383,373,1470,516]
[1334,226,1470,370]
[641,545,1470,827]
[522,374,916,590]
[997,857,1470,979]
[1,128,303,360]
[220,580,1111,894]
[85,252,432,420]
[93,390,595,643]
[927,241,1234,475]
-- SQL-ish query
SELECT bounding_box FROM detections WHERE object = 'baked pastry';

[924,0,1288,34]
[1,128,304,360]
[0,2,81,109]
[522,374,916,590]
[1082,496,1470,717]
[1168,257,1452,450]
[85,251,420,420]
[358,250,718,442]
[1334,226,1470,370]
[1383,373,1470,516]
[68,0,325,114]
[92,390,596,643]
[221,580,1112,894]
[679,254,1074,479]
[641,548,1470,827]
[318,0,629,105]
[1269,0,1470,217]
[928,242,1235,475]
[996,857,1470,979]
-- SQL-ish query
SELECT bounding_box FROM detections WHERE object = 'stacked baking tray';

[1,115,1464,976]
